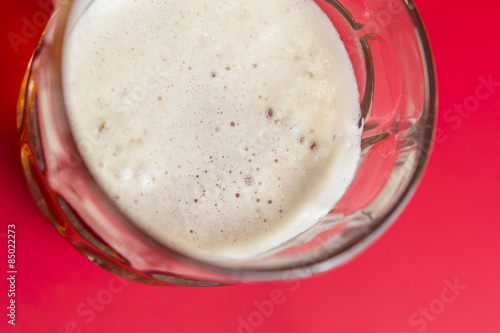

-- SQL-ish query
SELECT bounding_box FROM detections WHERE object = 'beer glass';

[17,0,436,285]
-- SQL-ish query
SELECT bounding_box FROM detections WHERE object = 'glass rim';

[43,0,437,282]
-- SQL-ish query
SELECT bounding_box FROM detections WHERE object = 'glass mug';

[17,0,436,286]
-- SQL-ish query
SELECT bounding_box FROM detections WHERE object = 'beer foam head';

[63,0,362,260]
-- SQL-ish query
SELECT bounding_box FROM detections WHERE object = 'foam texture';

[63,0,362,260]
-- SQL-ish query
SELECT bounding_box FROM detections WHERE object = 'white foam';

[63,0,362,260]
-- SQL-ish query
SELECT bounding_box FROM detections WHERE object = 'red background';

[1,0,499,332]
